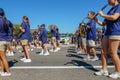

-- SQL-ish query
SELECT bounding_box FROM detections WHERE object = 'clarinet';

[88,4,109,24]
[82,4,109,25]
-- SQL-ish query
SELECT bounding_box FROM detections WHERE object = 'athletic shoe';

[57,48,61,50]
[6,50,9,53]
[109,72,120,79]
[28,49,30,51]
[53,49,58,52]
[83,57,91,61]
[30,49,33,51]
[37,47,41,49]
[81,51,86,54]
[39,52,44,55]
[94,69,109,76]
[39,50,44,55]
[77,51,82,54]
[10,52,14,56]
[6,52,14,56]
[15,47,18,50]
[6,51,10,55]
[74,49,78,52]
[23,59,31,63]
[0,71,4,75]
[49,49,54,52]
[20,58,26,61]
[19,50,22,53]
[91,56,99,61]
[1,72,11,76]
[44,52,50,56]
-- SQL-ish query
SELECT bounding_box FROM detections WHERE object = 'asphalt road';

[0,44,118,80]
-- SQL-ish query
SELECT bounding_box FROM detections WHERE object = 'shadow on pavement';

[64,60,98,72]
[9,59,18,67]
[66,53,83,59]
[67,46,76,53]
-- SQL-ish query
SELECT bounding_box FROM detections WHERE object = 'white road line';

[11,66,114,69]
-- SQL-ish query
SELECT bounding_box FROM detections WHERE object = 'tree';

[47,31,51,38]
[14,24,21,37]
[48,24,58,30]
[96,27,101,32]
[68,33,73,37]
[37,25,41,31]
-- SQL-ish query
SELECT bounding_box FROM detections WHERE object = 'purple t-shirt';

[51,29,56,37]
[105,4,120,36]
[40,28,47,43]
[56,31,60,40]
[33,32,38,40]
[86,20,96,41]
[0,17,13,41]
[20,22,30,40]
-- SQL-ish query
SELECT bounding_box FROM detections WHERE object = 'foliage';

[47,31,51,38]
[13,24,73,39]
[48,24,58,30]
[37,25,41,31]
[13,24,21,37]
[60,33,73,37]
[96,27,101,32]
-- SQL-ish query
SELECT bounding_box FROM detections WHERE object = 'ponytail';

[2,16,8,33]
[26,17,30,26]
[0,8,8,34]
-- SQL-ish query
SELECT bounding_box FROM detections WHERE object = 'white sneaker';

[94,69,109,76]
[6,50,9,53]
[15,47,18,50]
[53,49,58,52]
[91,56,99,61]
[1,72,11,76]
[57,48,60,51]
[0,71,4,75]
[20,58,26,61]
[23,59,31,63]
[109,72,120,79]
[30,49,33,51]
[75,49,78,52]
[7,52,14,56]
[44,52,50,56]
[49,49,54,52]
[77,51,82,54]
[28,49,30,51]
[81,51,86,54]
[10,52,14,56]
[39,52,44,55]
[19,50,22,53]
[39,50,44,55]
[6,51,10,56]
[83,57,91,61]
[37,47,41,49]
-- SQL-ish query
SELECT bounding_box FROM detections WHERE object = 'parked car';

[60,36,70,45]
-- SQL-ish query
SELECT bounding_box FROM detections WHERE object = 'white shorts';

[109,35,120,40]
[87,40,96,47]
[0,41,10,51]
[81,37,86,46]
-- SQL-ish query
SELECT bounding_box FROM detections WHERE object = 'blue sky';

[0,0,111,33]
